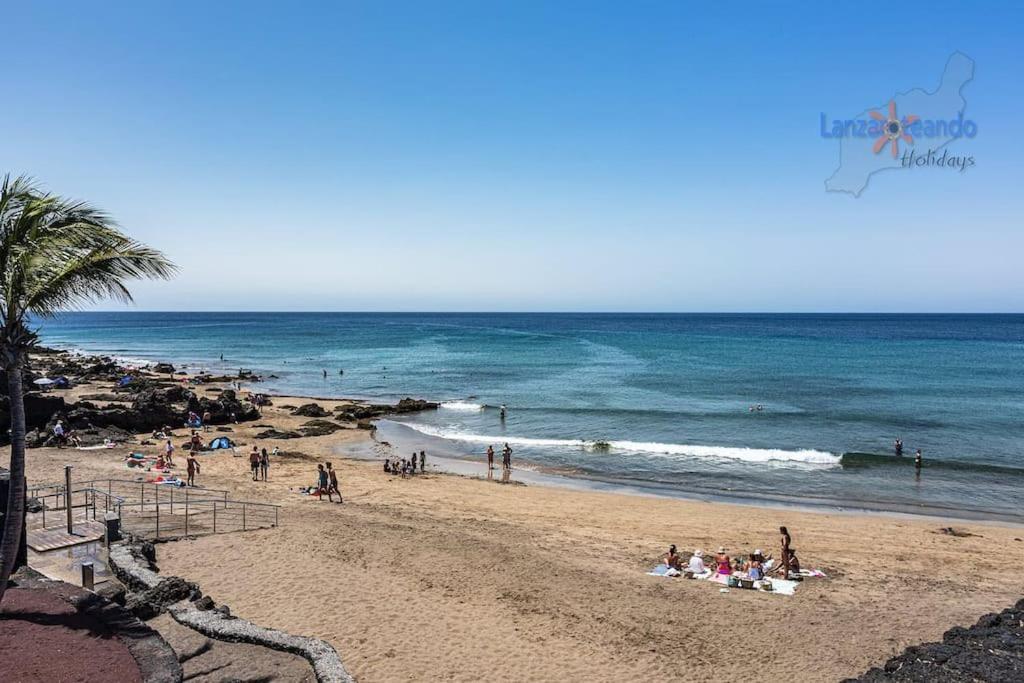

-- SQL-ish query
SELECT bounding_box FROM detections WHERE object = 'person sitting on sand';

[788,549,802,579]
[745,553,764,580]
[384,459,391,473]
[715,547,732,575]
[688,549,706,574]
[155,454,167,470]
[665,545,682,570]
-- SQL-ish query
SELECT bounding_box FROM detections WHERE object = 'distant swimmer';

[322,369,327,379]
[339,369,344,375]
[894,437,903,457]
[915,449,923,470]
[499,404,507,420]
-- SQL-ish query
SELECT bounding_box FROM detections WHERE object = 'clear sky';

[3,1,1022,312]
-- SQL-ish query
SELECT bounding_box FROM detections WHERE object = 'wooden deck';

[27,520,106,552]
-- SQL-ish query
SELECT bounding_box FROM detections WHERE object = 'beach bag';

[727,576,739,588]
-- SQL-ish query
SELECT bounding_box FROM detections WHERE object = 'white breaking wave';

[401,422,840,466]
[439,401,486,412]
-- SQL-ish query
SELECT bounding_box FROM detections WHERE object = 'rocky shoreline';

[845,598,1024,682]
[0,347,438,449]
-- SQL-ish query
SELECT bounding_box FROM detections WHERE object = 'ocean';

[37,312,1024,521]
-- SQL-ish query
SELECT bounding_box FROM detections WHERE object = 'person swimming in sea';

[915,449,923,470]
[499,404,507,420]
[895,437,904,457]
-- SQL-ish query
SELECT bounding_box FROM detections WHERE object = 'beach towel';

[765,578,799,596]
[799,569,827,579]
[647,564,681,577]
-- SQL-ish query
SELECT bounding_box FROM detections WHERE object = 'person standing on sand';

[202,411,212,433]
[317,464,329,500]
[165,439,175,467]
[502,442,512,470]
[777,526,793,578]
[249,447,260,481]
[260,447,269,481]
[326,461,342,503]
[186,453,200,486]
[419,450,426,472]
[409,452,417,474]
[486,445,495,470]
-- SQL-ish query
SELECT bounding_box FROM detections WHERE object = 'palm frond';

[0,174,177,339]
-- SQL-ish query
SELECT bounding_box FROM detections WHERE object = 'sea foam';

[439,401,487,412]
[402,423,840,465]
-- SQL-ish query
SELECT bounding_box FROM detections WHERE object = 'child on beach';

[486,445,494,470]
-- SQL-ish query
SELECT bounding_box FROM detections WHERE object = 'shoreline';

[354,424,1024,528]
[30,344,1024,527]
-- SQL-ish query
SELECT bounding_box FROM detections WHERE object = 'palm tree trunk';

[0,351,27,605]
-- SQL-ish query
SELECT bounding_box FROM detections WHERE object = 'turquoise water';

[38,312,1024,520]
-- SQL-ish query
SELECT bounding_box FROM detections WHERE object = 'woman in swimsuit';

[664,545,682,571]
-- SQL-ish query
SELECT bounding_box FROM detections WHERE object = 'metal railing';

[27,478,280,540]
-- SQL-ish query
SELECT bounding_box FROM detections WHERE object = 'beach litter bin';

[104,511,121,544]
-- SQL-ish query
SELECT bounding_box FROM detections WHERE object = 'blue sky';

[3,1,1022,311]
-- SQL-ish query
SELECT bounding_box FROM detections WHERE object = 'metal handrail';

[27,477,280,540]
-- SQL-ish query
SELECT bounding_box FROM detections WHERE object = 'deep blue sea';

[38,312,1024,520]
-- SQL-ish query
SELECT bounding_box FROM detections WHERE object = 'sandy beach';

[4,362,1022,682]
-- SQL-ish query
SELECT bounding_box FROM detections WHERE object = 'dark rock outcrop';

[845,598,1024,682]
[292,403,329,418]
[152,362,175,375]
[255,429,303,440]
[335,397,437,422]
[1,394,67,444]
[300,420,345,437]
[187,389,259,425]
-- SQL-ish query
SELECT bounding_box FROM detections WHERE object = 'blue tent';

[208,436,234,450]
[118,376,133,387]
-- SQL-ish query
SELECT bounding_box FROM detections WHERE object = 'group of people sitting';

[384,451,427,477]
[50,420,83,448]
[663,526,802,582]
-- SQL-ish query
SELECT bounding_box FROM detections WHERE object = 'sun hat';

[754,549,763,555]
[717,546,726,554]
[693,549,703,558]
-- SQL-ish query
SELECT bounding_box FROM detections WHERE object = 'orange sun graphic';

[870,101,919,158]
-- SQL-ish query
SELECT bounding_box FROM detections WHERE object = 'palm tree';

[0,175,175,605]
